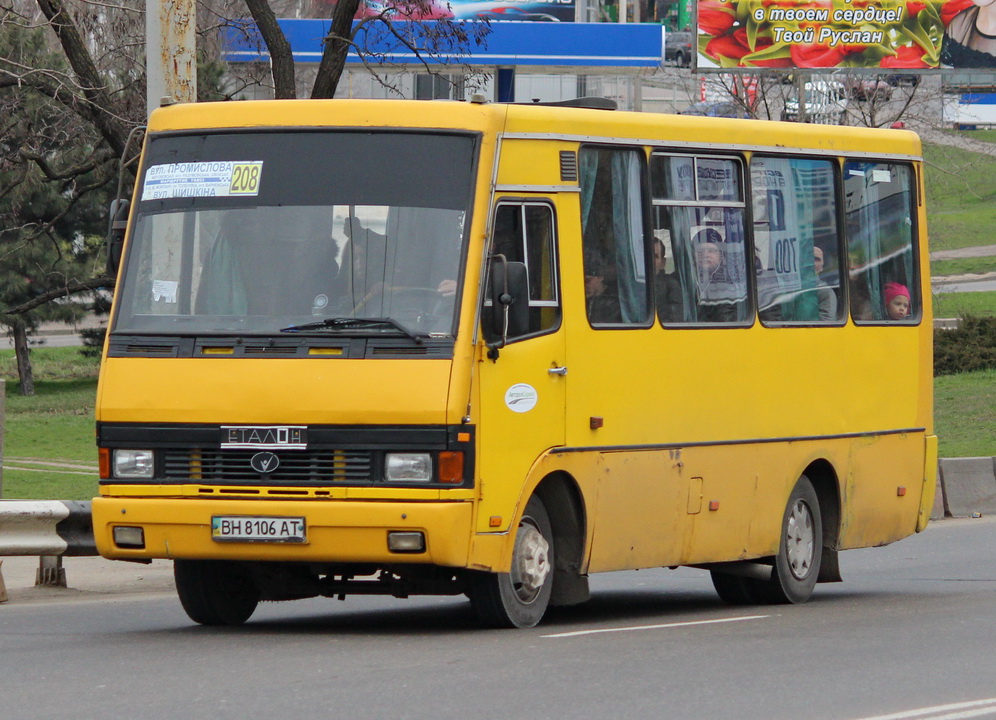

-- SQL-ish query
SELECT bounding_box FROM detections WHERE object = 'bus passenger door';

[477,200,566,532]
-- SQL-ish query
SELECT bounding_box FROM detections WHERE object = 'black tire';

[675,51,687,68]
[468,496,554,628]
[174,560,260,626]
[759,475,822,604]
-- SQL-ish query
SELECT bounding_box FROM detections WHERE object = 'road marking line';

[850,698,996,720]
[541,614,769,638]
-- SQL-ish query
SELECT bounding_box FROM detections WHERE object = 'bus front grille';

[162,449,373,484]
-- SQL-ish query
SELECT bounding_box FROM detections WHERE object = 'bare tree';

[236,0,491,99]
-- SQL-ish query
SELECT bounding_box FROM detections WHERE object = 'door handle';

[548,366,568,376]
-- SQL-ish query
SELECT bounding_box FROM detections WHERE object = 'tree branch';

[34,0,131,158]
[243,0,297,98]
[1,275,116,316]
[311,0,363,99]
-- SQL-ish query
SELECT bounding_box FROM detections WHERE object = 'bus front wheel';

[468,496,554,628]
[174,560,260,626]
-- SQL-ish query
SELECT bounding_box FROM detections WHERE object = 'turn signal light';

[437,451,464,484]
[98,448,111,480]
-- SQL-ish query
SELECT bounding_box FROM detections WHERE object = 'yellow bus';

[93,98,936,628]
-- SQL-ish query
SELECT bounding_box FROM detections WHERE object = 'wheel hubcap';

[785,499,815,580]
[510,519,550,604]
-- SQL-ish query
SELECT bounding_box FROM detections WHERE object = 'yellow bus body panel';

[97,357,453,425]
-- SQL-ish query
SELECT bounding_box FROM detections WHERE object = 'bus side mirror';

[486,255,529,359]
[106,198,129,274]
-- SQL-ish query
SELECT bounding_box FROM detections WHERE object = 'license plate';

[211,516,307,543]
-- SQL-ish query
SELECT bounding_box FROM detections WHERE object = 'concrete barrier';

[932,471,946,521]
[937,457,996,518]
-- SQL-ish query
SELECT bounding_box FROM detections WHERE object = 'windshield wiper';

[280,317,424,344]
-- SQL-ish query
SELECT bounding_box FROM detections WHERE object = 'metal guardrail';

[0,501,97,600]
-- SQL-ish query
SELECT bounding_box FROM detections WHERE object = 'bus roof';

[147,98,922,159]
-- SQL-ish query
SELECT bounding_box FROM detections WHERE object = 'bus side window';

[579,146,651,327]
[482,201,561,344]
[650,153,749,325]
[751,156,842,324]
[844,162,919,324]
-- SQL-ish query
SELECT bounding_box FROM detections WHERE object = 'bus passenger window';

[650,154,749,324]
[482,201,560,343]
[844,162,918,323]
[579,147,651,327]
[751,156,842,324]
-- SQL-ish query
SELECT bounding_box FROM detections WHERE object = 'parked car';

[678,101,751,118]
[846,77,893,102]
[665,31,693,68]
[782,80,846,124]
[354,0,453,20]
[885,73,921,87]
[472,6,560,20]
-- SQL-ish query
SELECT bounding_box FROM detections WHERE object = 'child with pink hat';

[884,282,910,320]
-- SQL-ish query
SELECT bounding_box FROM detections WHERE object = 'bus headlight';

[385,453,432,482]
[113,449,155,479]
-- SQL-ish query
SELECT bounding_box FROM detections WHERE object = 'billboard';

[697,0,996,71]
[224,19,665,69]
[311,0,576,22]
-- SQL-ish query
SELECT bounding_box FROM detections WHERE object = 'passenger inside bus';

[693,228,738,323]
[813,246,838,321]
[653,237,684,323]
[195,207,337,317]
[584,260,622,324]
[884,282,911,320]
[337,213,457,326]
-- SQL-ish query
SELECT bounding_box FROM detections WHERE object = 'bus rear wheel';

[760,475,822,604]
[468,496,554,628]
[711,475,822,605]
[174,560,260,626]
[710,571,765,605]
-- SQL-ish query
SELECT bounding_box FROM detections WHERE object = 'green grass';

[2,347,99,500]
[923,141,996,260]
[933,290,996,318]
[951,129,996,144]
[935,369,996,458]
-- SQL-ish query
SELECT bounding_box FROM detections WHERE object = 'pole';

[146,0,198,118]
[0,380,5,498]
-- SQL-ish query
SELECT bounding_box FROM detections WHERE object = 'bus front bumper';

[92,496,474,567]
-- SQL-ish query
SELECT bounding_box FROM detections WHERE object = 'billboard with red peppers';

[697,0,996,70]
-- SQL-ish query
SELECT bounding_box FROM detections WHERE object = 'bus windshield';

[113,131,477,337]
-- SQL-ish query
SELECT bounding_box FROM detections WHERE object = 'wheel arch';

[802,458,843,583]
[532,471,590,606]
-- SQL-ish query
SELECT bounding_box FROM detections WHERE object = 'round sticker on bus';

[504,383,538,413]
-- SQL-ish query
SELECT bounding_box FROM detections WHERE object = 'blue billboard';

[223,19,665,69]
